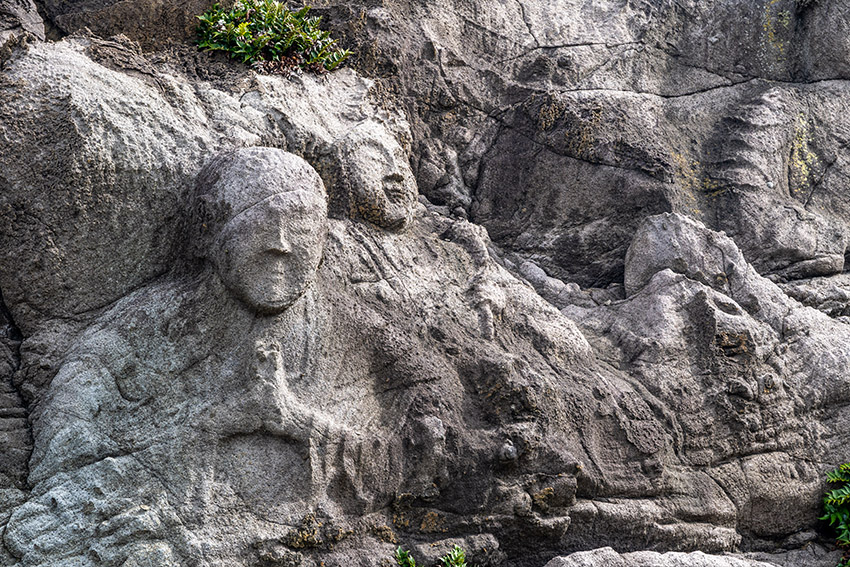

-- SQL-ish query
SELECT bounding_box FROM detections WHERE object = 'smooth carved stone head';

[192,147,328,314]
[335,121,417,231]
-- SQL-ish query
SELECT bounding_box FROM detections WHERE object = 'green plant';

[196,0,351,74]
[440,545,467,567]
[394,545,473,567]
[821,463,850,566]
[395,547,416,567]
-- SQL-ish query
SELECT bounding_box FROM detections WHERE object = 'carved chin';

[221,276,313,315]
[382,204,413,230]
[239,286,310,315]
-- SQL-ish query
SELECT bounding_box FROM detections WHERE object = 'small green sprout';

[395,546,416,567]
[440,545,467,567]
[394,544,473,567]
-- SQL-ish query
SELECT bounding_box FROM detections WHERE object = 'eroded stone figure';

[330,120,418,231]
[6,145,797,567]
[192,147,328,314]
[4,148,342,565]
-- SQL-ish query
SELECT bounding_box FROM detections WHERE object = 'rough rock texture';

[36,0,208,48]
[306,0,850,286]
[544,546,843,567]
[546,547,776,567]
[0,0,42,48]
[2,1,850,567]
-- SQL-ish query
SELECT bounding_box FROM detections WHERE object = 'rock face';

[544,546,843,567]
[1,1,850,567]
[0,0,42,48]
[36,0,206,47]
[315,0,850,286]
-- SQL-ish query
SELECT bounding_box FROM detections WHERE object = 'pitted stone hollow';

[191,147,329,314]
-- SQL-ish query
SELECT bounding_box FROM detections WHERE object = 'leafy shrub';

[821,463,850,566]
[197,0,351,74]
[440,545,467,567]
[395,545,471,567]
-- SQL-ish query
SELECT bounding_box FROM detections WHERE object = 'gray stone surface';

[1,1,850,566]
[562,213,850,544]
[545,547,780,567]
[545,543,844,567]
[36,0,208,47]
[779,273,850,320]
[308,0,850,287]
[0,0,42,48]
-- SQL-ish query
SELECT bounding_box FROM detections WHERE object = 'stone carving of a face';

[338,121,417,231]
[212,190,326,313]
[193,147,328,314]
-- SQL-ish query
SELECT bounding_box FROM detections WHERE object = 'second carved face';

[335,122,418,231]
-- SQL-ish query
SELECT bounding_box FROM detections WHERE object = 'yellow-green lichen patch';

[565,105,603,159]
[671,151,722,218]
[762,0,793,64]
[418,510,448,533]
[789,113,820,199]
[537,97,567,131]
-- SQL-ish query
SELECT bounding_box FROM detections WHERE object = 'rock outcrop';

[0,0,42,49]
[1,1,850,566]
[544,546,842,567]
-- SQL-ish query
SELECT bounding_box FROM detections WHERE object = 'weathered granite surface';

[1,1,850,566]
[544,545,843,567]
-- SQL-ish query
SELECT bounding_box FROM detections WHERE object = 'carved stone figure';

[5,148,337,565]
[332,121,418,231]
[6,2,850,564]
[192,147,328,314]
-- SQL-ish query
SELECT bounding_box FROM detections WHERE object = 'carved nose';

[272,239,292,254]
[268,227,292,254]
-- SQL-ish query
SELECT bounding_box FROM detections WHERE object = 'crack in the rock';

[802,155,836,208]
[514,125,655,183]
[0,287,31,492]
[493,40,644,66]
[448,82,758,166]
[443,73,850,197]
[0,290,21,372]
[661,57,749,85]
[544,80,758,100]
[449,89,662,180]
[29,0,65,42]
[439,30,850,103]
[514,0,539,49]
[455,12,531,53]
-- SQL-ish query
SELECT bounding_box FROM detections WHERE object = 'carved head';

[335,121,417,231]
[192,148,328,314]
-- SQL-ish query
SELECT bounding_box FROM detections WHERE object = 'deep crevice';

[514,0,540,49]
[30,0,66,42]
[0,291,22,350]
[0,288,32,492]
